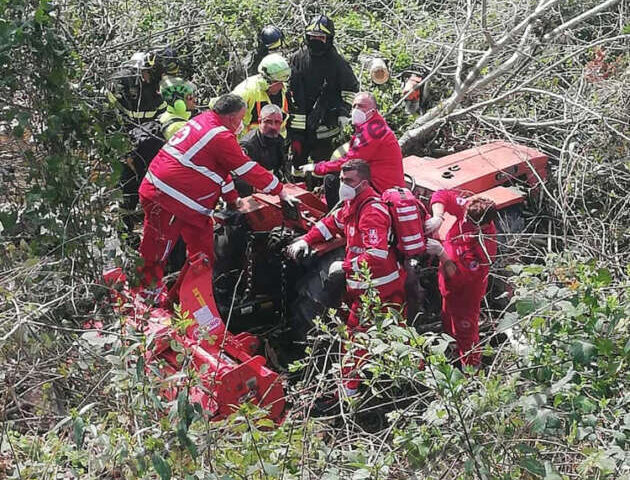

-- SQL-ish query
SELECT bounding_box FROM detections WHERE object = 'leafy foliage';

[1,0,629,479]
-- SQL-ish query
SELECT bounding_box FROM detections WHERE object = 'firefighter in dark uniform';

[288,15,359,171]
[229,25,286,85]
[107,49,178,237]
[251,25,286,72]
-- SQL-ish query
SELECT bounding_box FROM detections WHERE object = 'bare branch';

[542,0,622,42]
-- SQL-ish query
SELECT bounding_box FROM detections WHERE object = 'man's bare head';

[259,104,283,138]
[352,92,378,112]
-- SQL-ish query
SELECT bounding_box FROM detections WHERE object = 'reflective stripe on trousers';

[347,269,401,290]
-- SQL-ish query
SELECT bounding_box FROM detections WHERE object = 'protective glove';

[290,165,305,178]
[286,239,309,259]
[299,163,316,174]
[279,189,299,208]
[298,163,323,178]
[328,260,344,276]
[424,215,444,234]
[426,238,446,257]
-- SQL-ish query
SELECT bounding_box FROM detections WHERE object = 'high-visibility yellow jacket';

[158,107,192,140]
[231,74,290,137]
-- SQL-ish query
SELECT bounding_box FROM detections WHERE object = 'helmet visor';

[267,39,283,50]
[306,32,327,42]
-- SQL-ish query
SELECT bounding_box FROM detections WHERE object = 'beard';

[261,132,282,144]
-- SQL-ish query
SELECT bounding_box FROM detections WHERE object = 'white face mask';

[339,181,364,201]
[234,120,244,135]
[351,108,371,126]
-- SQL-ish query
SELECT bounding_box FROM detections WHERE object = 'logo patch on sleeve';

[468,260,479,271]
[364,228,380,245]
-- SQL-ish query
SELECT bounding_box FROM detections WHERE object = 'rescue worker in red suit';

[298,92,405,208]
[287,159,406,396]
[138,94,294,290]
[424,190,498,367]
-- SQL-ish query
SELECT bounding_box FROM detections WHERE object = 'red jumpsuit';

[138,111,283,287]
[304,185,406,390]
[313,112,405,194]
[430,190,497,366]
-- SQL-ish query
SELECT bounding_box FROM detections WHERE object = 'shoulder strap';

[355,195,383,221]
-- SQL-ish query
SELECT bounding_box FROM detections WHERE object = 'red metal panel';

[470,185,524,210]
[405,141,548,197]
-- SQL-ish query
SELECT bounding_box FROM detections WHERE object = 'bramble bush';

[2,0,629,479]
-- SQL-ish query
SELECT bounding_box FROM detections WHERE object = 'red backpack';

[381,187,428,258]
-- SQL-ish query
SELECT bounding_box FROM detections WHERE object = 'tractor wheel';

[488,203,525,313]
[280,247,345,363]
[495,203,525,251]
[354,403,387,433]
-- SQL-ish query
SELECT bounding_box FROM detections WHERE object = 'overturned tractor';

[107,140,547,421]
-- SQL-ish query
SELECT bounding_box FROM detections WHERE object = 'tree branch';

[399,0,624,152]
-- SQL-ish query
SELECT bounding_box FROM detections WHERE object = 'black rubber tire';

[495,204,525,252]
[488,203,525,312]
[286,247,345,345]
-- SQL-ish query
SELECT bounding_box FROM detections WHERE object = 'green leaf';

[151,453,172,480]
[497,312,519,332]
[570,340,597,365]
[177,391,188,419]
[73,416,85,448]
[176,421,198,458]
[575,395,596,414]
[516,443,538,455]
[543,461,563,480]
[352,468,372,480]
[516,298,539,316]
[519,457,545,477]
[136,356,145,379]
[595,268,612,286]
[257,418,275,429]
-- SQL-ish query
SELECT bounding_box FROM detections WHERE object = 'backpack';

[381,187,428,258]
[357,186,427,259]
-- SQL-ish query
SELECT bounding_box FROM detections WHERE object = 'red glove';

[291,140,303,157]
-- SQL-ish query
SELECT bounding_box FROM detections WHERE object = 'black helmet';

[306,14,335,39]
[259,25,285,51]
[148,47,180,77]
[305,15,334,56]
